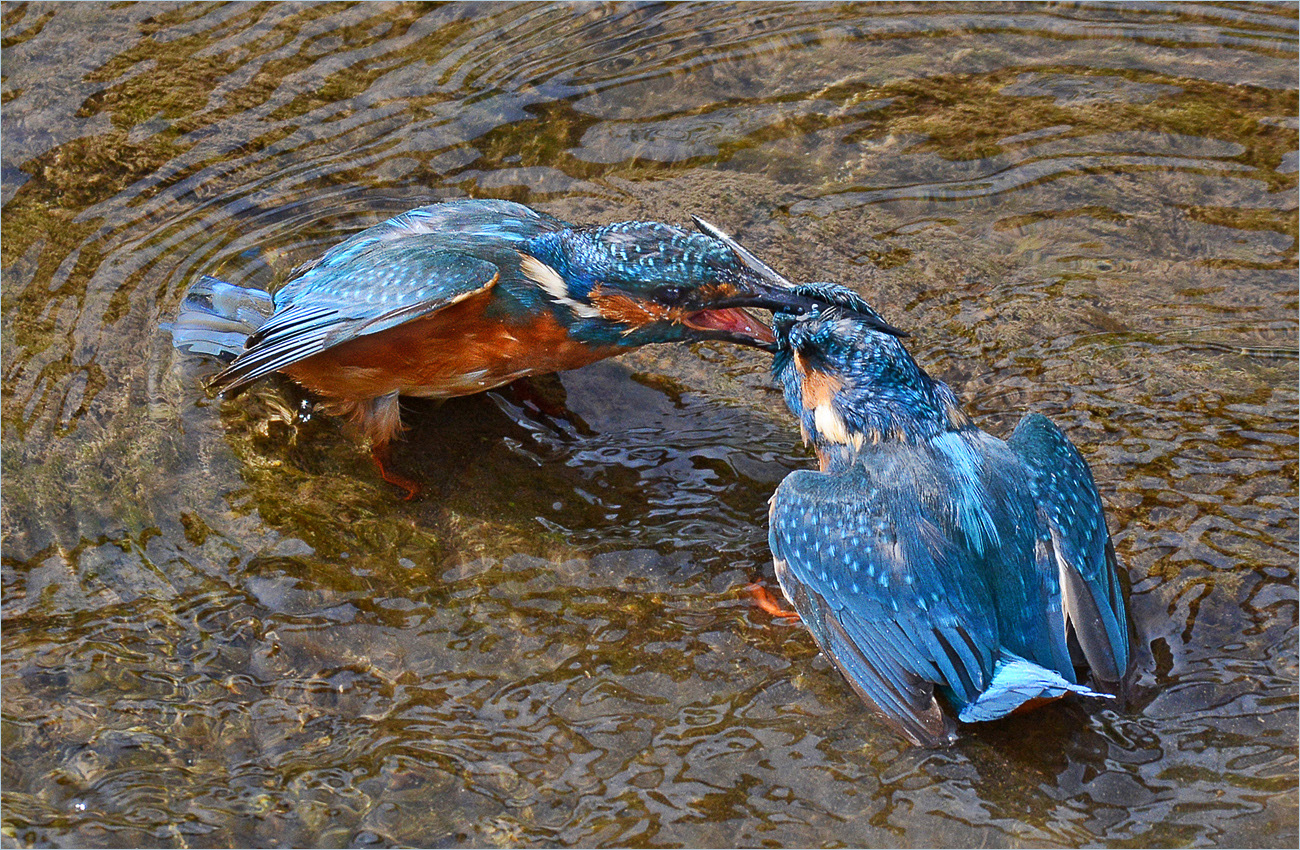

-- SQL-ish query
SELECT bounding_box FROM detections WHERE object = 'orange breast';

[282,290,620,402]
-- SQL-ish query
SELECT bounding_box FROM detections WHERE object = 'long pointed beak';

[691,215,909,339]
[695,277,826,314]
[676,271,813,350]
[678,279,834,352]
[688,214,910,344]
[693,215,789,286]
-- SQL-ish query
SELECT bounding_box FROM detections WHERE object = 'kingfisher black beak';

[678,281,815,351]
[691,215,909,344]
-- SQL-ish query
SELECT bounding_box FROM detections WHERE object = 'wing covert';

[768,467,1000,746]
[284,199,562,282]
[211,246,500,392]
[1008,414,1130,682]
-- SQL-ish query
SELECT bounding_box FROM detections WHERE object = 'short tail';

[956,651,1111,723]
[166,276,273,360]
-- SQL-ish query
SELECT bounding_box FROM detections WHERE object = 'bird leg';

[505,375,570,419]
[746,581,801,621]
[371,443,422,500]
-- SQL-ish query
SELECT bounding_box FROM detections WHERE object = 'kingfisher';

[170,199,839,496]
[766,282,1131,747]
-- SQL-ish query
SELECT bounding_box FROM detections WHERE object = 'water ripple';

[2,2,1296,847]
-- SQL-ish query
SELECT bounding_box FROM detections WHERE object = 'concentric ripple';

[2,3,1295,847]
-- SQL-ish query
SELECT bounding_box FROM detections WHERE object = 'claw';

[747,581,800,620]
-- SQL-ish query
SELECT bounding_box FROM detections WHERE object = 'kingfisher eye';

[652,285,684,304]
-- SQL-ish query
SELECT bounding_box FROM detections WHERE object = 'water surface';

[2,2,1296,847]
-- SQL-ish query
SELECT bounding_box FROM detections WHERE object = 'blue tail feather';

[955,651,1110,723]
[168,276,273,360]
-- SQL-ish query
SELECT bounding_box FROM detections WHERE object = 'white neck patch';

[519,254,603,319]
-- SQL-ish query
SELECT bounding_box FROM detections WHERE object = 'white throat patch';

[813,402,853,446]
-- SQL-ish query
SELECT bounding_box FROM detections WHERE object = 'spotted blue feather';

[767,283,1131,745]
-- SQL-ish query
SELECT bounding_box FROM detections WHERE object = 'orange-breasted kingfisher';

[766,282,1131,746]
[169,199,848,495]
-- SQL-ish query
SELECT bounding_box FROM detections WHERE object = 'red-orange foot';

[747,581,800,620]
[371,444,422,500]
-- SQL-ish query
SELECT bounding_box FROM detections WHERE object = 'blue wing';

[211,200,567,392]
[927,431,1075,677]
[283,199,562,284]
[212,246,501,391]
[769,465,1002,747]
[1008,414,1131,683]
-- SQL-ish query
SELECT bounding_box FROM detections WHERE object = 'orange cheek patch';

[792,349,810,384]
[792,350,855,447]
[588,287,671,326]
[794,353,843,413]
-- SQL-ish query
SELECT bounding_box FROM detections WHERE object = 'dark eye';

[652,285,684,304]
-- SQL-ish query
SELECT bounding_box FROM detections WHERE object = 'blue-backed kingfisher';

[170,199,849,495]
[766,282,1131,746]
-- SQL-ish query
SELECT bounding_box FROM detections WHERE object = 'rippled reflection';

[2,2,1296,847]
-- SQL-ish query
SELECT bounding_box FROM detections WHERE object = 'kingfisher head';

[518,217,836,349]
[772,283,970,468]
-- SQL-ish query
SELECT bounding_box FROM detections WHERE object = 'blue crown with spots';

[772,286,967,452]
[527,222,744,297]
[771,281,906,346]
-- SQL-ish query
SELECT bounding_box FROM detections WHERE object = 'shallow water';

[2,2,1296,847]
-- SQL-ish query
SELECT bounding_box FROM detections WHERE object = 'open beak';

[681,305,777,347]
[690,215,909,346]
[679,279,830,350]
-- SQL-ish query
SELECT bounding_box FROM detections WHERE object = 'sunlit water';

[2,2,1296,847]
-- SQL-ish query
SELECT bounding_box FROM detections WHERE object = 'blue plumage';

[172,200,567,376]
[169,199,811,461]
[958,651,1109,723]
[168,276,274,358]
[767,283,1131,746]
